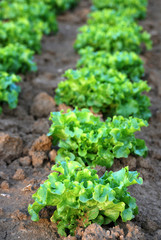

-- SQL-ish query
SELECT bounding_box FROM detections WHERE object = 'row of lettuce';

[55,2,152,120]
[28,0,152,237]
[0,0,79,113]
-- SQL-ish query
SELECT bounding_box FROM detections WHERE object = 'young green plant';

[74,22,152,53]
[48,109,148,168]
[92,0,148,19]
[0,72,21,113]
[28,160,143,236]
[77,47,145,81]
[55,68,151,120]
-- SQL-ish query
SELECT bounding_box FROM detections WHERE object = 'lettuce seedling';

[74,22,152,53]
[0,44,37,74]
[28,160,143,236]
[77,47,144,81]
[92,0,147,19]
[55,68,151,120]
[0,72,21,113]
[48,109,148,168]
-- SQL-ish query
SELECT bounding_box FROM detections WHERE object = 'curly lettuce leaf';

[28,161,143,236]
[74,22,152,53]
[55,68,151,120]
[91,0,148,19]
[48,109,148,168]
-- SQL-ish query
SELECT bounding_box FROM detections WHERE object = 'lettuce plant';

[0,1,58,35]
[0,44,37,74]
[87,9,135,25]
[28,160,143,236]
[74,23,152,53]
[0,72,21,113]
[44,0,80,13]
[0,0,79,16]
[0,0,79,113]
[55,68,151,120]
[0,18,43,53]
[77,47,144,81]
[92,0,147,19]
[48,109,148,168]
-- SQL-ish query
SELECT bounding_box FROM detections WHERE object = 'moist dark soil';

[0,0,161,239]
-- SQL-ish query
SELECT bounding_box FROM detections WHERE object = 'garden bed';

[0,0,161,239]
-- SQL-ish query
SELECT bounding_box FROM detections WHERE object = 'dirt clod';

[12,168,26,180]
[29,135,52,167]
[30,135,52,152]
[30,92,57,118]
[11,210,28,221]
[82,224,108,240]
[0,132,23,163]
[49,149,57,162]
[78,222,144,240]
[1,180,9,190]
[30,151,47,167]
[19,156,31,166]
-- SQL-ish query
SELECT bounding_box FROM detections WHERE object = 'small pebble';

[12,168,26,180]
[31,151,47,167]
[49,149,57,162]
[1,193,10,198]
[22,184,32,192]
[19,156,31,166]
[1,180,9,190]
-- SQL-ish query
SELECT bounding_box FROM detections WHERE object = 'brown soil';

[0,0,161,239]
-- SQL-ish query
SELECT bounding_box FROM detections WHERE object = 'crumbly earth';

[0,0,161,239]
